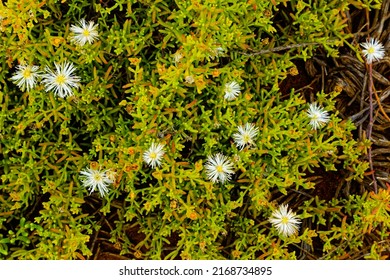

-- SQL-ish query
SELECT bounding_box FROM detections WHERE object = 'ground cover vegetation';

[0,0,389,259]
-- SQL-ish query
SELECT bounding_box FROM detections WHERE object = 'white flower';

[224,81,241,100]
[269,204,301,237]
[232,123,259,150]
[10,64,40,92]
[70,18,99,46]
[41,61,80,98]
[360,38,385,64]
[306,103,330,130]
[79,168,113,197]
[143,142,165,168]
[204,153,235,184]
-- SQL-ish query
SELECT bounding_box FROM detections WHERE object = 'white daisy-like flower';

[41,61,80,98]
[204,153,235,184]
[232,123,259,150]
[79,167,113,198]
[224,81,241,100]
[70,18,99,46]
[360,38,385,64]
[10,64,40,92]
[306,103,330,130]
[269,204,301,237]
[143,142,165,168]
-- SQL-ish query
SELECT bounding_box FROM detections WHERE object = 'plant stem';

[367,62,377,193]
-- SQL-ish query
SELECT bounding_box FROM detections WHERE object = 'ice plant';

[232,123,259,150]
[41,61,80,98]
[70,18,99,46]
[360,38,385,64]
[269,204,301,237]
[79,168,113,198]
[204,153,235,184]
[10,64,40,92]
[306,103,330,130]
[224,81,241,100]
[143,143,165,168]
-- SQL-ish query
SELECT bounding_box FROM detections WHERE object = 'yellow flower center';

[281,217,289,224]
[243,134,250,143]
[149,152,157,159]
[312,113,320,120]
[216,165,223,173]
[23,68,32,78]
[93,173,103,182]
[367,46,375,54]
[82,29,90,37]
[55,74,66,85]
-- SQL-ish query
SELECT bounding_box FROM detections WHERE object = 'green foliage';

[302,189,390,259]
[0,0,386,259]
